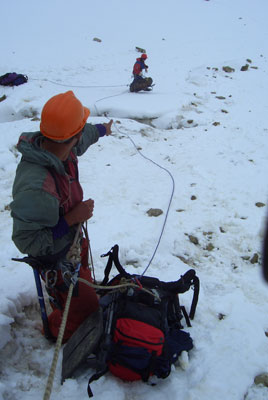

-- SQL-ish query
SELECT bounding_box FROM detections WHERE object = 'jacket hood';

[16,131,66,174]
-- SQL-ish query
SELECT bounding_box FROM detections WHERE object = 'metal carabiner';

[45,269,57,288]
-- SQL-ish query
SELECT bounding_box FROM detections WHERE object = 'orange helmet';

[141,53,147,60]
[40,91,90,141]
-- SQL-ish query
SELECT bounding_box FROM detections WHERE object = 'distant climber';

[130,53,153,93]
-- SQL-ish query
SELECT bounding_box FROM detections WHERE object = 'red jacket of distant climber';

[133,58,148,77]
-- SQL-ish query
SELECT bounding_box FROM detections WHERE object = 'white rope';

[42,224,82,400]
[43,283,74,400]
[30,77,129,89]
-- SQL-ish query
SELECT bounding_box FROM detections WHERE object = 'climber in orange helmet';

[11,91,112,342]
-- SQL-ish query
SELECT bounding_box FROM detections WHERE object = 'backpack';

[86,245,200,397]
[0,72,28,86]
[130,77,153,92]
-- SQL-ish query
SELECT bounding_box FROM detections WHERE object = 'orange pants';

[46,240,99,342]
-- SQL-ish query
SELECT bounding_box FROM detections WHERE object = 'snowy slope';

[0,1,268,399]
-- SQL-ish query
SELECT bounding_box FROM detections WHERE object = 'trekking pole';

[33,268,52,340]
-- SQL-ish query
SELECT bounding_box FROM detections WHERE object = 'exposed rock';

[191,195,197,200]
[93,37,102,42]
[218,313,226,320]
[216,96,226,100]
[176,209,185,212]
[135,46,146,53]
[205,243,214,251]
[241,64,249,71]
[0,94,7,102]
[219,227,226,233]
[203,231,213,237]
[246,59,252,63]
[146,208,163,217]
[222,66,235,73]
[212,122,220,126]
[254,373,268,387]
[31,117,40,121]
[176,255,189,264]
[20,107,38,118]
[221,109,228,113]
[189,235,199,245]
[251,66,258,70]
[255,202,265,208]
[250,253,259,264]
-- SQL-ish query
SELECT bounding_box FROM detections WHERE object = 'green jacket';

[10,123,100,261]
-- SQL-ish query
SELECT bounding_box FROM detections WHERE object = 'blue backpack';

[0,72,28,86]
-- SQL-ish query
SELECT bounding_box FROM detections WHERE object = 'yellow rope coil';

[43,283,74,400]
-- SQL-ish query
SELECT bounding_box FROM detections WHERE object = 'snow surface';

[1,0,268,399]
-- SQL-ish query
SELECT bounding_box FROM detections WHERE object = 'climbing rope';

[112,124,175,277]
[95,95,175,276]
[78,277,160,301]
[30,77,129,89]
[43,223,82,400]
[43,281,74,400]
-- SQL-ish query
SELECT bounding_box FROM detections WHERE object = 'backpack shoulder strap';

[100,244,129,285]
[87,368,108,397]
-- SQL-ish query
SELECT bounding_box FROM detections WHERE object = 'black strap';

[181,305,192,327]
[100,245,129,285]
[87,368,108,397]
[110,245,128,276]
[189,276,200,320]
[100,250,114,286]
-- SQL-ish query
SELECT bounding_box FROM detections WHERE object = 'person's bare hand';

[103,119,113,136]
[65,199,94,226]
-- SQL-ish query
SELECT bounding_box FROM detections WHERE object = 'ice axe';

[12,256,53,340]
